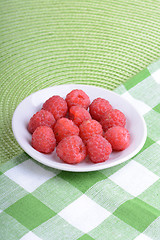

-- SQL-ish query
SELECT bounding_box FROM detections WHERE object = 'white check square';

[4,160,56,192]
[59,194,111,233]
[152,69,160,84]
[109,160,159,196]
[134,233,152,240]
[122,92,151,115]
[157,140,160,146]
[20,232,42,240]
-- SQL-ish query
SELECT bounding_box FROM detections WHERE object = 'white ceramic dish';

[12,84,147,172]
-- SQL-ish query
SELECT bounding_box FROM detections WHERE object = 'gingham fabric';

[0,59,160,240]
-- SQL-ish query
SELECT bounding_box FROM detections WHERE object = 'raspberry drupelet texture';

[28,109,56,134]
[42,95,68,120]
[32,126,56,153]
[89,97,112,121]
[104,126,130,151]
[69,106,92,126]
[79,119,103,144]
[65,89,90,109]
[86,135,112,163]
[100,109,126,132]
[54,118,79,143]
[56,135,87,164]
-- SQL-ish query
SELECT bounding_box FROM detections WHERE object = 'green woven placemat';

[0,0,160,164]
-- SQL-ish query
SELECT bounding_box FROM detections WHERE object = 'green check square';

[133,143,160,176]
[33,176,82,213]
[33,215,83,240]
[134,137,155,156]
[58,171,107,193]
[144,216,160,240]
[86,178,133,213]
[113,198,160,232]
[144,110,160,142]
[78,234,95,240]
[124,68,150,90]
[139,179,160,210]
[89,215,139,240]
[5,194,56,230]
[0,212,28,240]
[0,175,28,210]
[128,75,160,108]
[153,103,160,113]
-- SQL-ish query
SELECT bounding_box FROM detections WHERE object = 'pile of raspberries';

[28,89,130,164]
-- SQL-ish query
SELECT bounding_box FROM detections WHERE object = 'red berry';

[65,89,90,109]
[104,126,130,151]
[42,95,68,120]
[86,135,112,163]
[54,118,79,143]
[79,119,103,144]
[32,126,56,153]
[28,109,56,134]
[56,135,87,164]
[89,98,112,121]
[100,109,126,132]
[69,106,92,126]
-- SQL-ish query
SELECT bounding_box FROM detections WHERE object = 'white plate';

[12,84,147,172]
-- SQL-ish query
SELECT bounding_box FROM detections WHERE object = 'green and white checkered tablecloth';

[0,59,160,240]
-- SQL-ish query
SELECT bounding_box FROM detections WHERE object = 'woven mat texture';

[0,0,160,164]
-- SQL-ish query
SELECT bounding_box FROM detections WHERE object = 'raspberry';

[100,109,126,132]
[28,109,56,134]
[32,126,56,153]
[56,135,87,164]
[65,89,90,109]
[69,106,92,126]
[104,126,130,151]
[42,95,68,120]
[86,135,112,163]
[54,118,79,143]
[79,119,103,143]
[89,98,112,121]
